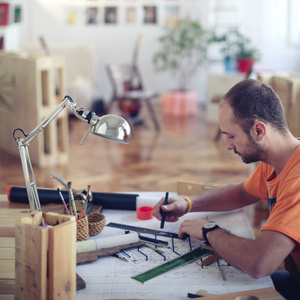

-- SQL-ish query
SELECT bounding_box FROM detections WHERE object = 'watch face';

[204,222,216,229]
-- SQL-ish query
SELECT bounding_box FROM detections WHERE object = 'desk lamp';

[13,95,131,213]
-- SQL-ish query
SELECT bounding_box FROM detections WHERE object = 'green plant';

[213,29,260,60]
[153,18,212,91]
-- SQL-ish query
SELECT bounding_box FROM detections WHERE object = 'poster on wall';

[65,6,80,25]
[143,6,157,24]
[14,5,22,23]
[86,7,99,25]
[0,3,9,26]
[125,6,136,24]
[104,6,117,24]
[164,6,180,26]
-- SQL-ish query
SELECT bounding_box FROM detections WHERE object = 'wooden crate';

[0,52,69,168]
[177,181,221,195]
[258,72,300,138]
[15,212,76,300]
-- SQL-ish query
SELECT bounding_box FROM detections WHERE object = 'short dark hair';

[223,79,289,134]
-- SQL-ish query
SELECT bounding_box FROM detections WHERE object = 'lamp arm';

[13,95,93,213]
[15,95,76,146]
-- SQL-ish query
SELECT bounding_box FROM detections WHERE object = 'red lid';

[137,206,154,220]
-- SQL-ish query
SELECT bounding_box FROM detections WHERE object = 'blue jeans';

[271,270,300,299]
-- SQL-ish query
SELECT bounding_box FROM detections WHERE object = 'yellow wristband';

[184,197,192,213]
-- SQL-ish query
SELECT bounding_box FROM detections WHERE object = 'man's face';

[218,101,264,164]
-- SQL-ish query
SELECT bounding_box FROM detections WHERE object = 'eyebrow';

[220,130,233,136]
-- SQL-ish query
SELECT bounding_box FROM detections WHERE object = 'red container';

[237,58,254,74]
[137,206,154,220]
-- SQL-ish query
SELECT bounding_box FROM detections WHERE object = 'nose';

[225,136,235,151]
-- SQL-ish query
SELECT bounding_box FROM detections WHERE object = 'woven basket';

[77,215,89,241]
[88,212,106,236]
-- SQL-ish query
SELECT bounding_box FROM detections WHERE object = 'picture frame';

[0,3,9,26]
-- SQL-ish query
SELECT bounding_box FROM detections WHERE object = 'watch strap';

[202,224,220,244]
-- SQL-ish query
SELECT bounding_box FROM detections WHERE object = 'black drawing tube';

[8,186,138,210]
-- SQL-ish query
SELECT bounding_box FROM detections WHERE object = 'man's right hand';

[152,196,189,223]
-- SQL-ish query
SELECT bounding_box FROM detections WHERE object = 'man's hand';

[178,219,208,239]
[152,196,189,222]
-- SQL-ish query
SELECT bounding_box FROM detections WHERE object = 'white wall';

[18,0,300,103]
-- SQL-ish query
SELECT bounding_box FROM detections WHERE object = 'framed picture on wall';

[0,3,9,26]
[104,6,117,24]
[14,5,22,23]
[125,6,136,24]
[143,6,157,24]
[86,7,99,25]
[65,7,78,25]
[164,6,180,26]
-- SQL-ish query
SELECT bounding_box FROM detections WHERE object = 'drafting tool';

[160,192,169,229]
[139,235,168,245]
[107,222,186,239]
[132,247,212,283]
[77,241,145,265]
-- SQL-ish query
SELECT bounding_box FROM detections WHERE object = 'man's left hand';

[178,219,208,239]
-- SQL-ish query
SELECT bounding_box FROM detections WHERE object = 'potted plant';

[213,29,260,74]
[152,18,213,116]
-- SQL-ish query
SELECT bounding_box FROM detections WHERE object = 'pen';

[160,192,169,229]
[57,188,70,215]
[68,181,77,218]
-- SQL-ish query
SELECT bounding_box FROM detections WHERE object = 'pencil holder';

[77,215,89,241]
[88,212,106,236]
[15,212,76,300]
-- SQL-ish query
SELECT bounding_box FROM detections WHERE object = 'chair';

[106,64,160,131]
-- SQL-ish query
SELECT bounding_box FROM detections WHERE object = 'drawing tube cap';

[137,206,154,220]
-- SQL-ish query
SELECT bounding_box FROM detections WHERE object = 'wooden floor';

[0,102,265,227]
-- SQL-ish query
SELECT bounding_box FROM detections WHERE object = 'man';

[153,79,300,299]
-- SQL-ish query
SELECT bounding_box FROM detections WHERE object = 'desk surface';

[0,193,282,299]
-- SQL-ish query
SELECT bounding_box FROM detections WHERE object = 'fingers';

[152,197,166,220]
[178,219,207,240]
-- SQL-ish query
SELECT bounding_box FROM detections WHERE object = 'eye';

[228,135,234,140]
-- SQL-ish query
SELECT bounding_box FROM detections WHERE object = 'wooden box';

[258,72,300,138]
[177,180,221,195]
[15,212,76,300]
[0,52,69,168]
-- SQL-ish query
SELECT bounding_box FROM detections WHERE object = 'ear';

[252,121,266,141]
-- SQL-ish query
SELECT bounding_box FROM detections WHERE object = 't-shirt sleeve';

[262,176,300,244]
[244,162,269,201]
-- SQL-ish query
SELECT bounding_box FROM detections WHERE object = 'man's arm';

[153,182,260,222]
[179,219,296,278]
[189,182,260,212]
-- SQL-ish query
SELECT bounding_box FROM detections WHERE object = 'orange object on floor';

[162,91,199,116]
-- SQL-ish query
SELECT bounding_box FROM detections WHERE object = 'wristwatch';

[202,223,220,244]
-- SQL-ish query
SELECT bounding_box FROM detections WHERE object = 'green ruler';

[132,247,211,283]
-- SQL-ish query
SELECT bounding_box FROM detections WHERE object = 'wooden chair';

[106,64,160,131]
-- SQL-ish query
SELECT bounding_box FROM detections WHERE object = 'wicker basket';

[77,215,89,241]
[88,212,106,236]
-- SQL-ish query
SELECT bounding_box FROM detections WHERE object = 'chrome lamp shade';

[92,114,131,144]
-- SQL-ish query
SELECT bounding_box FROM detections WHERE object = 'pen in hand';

[160,192,169,229]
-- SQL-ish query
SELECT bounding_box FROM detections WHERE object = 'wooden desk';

[0,194,283,299]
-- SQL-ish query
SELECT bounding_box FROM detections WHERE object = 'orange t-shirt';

[244,146,300,282]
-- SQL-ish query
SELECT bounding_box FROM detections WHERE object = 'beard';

[234,137,265,164]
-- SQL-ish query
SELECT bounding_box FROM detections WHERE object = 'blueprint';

[76,192,274,300]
